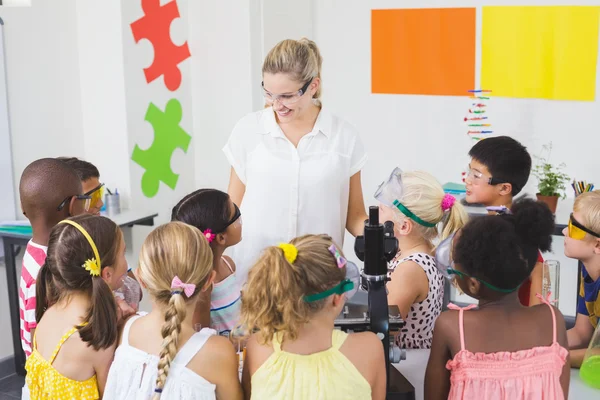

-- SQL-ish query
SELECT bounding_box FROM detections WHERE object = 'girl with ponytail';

[241,234,386,399]
[425,198,569,400]
[104,222,242,400]
[376,169,469,349]
[25,214,126,399]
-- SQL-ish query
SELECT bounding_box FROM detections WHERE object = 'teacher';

[223,38,369,284]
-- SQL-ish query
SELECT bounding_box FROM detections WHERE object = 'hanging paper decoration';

[464,89,493,141]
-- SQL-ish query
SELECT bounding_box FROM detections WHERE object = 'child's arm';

[528,261,544,306]
[241,348,252,400]
[424,313,453,400]
[567,315,594,350]
[569,348,587,368]
[387,261,429,320]
[553,306,571,397]
[93,343,117,397]
[206,336,243,400]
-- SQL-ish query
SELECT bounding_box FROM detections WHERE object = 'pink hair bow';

[171,276,196,297]
[328,245,347,268]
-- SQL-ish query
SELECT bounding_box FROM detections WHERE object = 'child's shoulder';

[222,255,236,272]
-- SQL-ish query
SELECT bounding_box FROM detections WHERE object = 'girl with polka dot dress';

[376,169,468,349]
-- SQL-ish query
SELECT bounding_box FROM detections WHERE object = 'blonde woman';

[223,38,368,285]
[376,169,469,349]
[104,222,242,400]
[241,234,386,400]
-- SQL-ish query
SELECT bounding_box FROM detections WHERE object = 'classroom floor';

[0,374,24,399]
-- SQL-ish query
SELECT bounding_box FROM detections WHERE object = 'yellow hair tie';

[278,243,298,264]
[59,219,102,277]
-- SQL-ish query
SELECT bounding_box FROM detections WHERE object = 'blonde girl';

[241,234,385,400]
[104,222,242,400]
[377,169,468,349]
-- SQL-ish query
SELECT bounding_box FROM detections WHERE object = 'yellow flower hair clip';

[83,258,101,277]
[59,219,102,277]
[278,243,298,264]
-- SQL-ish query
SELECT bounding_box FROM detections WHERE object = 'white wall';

[75,1,131,210]
[1,0,85,205]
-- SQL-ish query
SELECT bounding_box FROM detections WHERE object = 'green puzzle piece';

[131,98,191,198]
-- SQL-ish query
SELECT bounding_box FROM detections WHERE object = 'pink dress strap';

[535,293,558,344]
[447,303,477,351]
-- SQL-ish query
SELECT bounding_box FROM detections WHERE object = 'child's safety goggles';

[304,261,360,303]
[568,213,600,240]
[84,183,105,208]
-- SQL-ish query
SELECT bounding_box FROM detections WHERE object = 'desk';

[394,349,599,400]
[0,210,158,376]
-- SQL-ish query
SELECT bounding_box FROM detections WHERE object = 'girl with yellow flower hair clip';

[240,234,386,400]
[25,214,129,399]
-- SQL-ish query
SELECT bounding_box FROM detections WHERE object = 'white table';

[393,349,599,400]
[0,209,158,376]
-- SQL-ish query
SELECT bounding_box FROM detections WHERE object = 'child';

[241,234,386,400]
[424,198,570,400]
[59,156,142,310]
[171,189,243,336]
[104,222,243,400]
[465,136,544,306]
[564,190,600,367]
[18,158,89,357]
[25,214,125,398]
[57,157,104,215]
[376,169,468,349]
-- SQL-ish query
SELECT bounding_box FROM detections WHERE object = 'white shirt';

[223,107,368,284]
[104,315,217,400]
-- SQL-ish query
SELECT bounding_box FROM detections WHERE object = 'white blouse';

[103,315,217,400]
[223,107,368,284]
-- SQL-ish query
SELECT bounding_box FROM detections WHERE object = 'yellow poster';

[482,6,600,101]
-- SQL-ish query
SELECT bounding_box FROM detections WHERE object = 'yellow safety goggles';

[568,213,600,240]
[85,183,105,208]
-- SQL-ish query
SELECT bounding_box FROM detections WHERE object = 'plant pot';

[536,193,559,214]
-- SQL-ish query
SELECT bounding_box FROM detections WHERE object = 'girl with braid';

[104,222,243,399]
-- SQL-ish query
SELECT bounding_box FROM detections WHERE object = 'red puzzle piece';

[130,0,191,91]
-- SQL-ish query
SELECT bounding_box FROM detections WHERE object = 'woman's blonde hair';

[240,234,345,345]
[392,171,468,243]
[574,190,600,238]
[137,221,213,399]
[262,38,323,105]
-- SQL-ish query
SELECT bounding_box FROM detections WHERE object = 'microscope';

[334,206,415,399]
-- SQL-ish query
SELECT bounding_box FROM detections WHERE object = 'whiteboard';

[0,17,17,258]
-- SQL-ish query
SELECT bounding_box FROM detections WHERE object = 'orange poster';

[372,8,476,96]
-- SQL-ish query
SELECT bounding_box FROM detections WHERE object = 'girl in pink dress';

[425,198,570,399]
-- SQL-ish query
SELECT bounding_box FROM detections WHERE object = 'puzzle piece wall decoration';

[131,99,191,198]
[130,0,191,91]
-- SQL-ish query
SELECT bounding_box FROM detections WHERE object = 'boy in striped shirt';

[18,158,87,356]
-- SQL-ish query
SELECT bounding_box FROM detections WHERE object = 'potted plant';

[532,142,570,213]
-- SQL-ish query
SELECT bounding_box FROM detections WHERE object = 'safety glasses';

[84,183,105,208]
[568,213,600,240]
[262,78,313,107]
[304,261,360,303]
[57,194,92,213]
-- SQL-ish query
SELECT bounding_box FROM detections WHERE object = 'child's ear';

[101,266,114,283]
[216,233,227,246]
[398,218,413,236]
[498,183,513,196]
[594,238,600,255]
[201,270,217,292]
[332,293,345,308]
[468,277,481,295]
